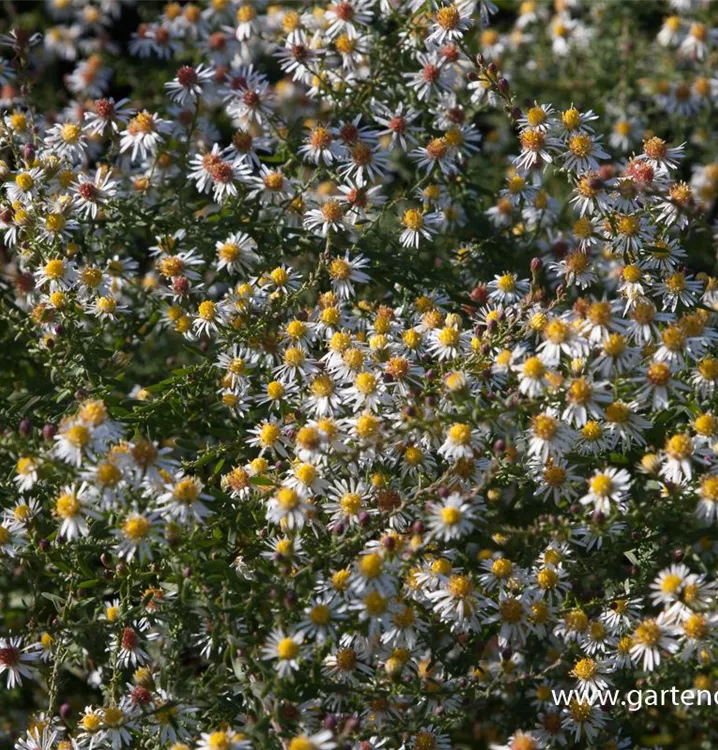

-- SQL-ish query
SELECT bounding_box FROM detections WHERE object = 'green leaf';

[624,550,639,566]
[78,579,101,589]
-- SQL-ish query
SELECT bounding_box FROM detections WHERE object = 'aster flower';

[164,63,214,105]
[0,637,40,688]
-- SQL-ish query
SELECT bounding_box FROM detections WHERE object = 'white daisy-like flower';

[164,63,214,105]
[45,120,88,160]
[119,110,170,161]
[84,96,134,136]
[156,473,213,524]
[34,257,78,292]
[261,628,304,678]
[427,492,481,541]
[266,486,310,530]
[215,232,260,275]
[53,483,100,540]
[0,637,40,688]
[630,613,680,671]
[579,467,632,515]
[73,168,118,219]
[527,411,575,461]
[488,272,530,305]
[438,422,481,461]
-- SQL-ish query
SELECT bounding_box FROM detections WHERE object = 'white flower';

[45,121,88,160]
[427,493,481,541]
[266,486,310,529]
[119,110,170,161]
[164,63,214,104]
[73,168,118,219]
[579,467,632,515]
[630,614,680,671]
[34,257,77,293]
[53,484,100,540]
[528,412,575,461]
[399,208,441,248]
[84,97,134,136]
[261,629,304,678]
[157,473,213,524]
[438,422,481,461]
[426,2,474,45]
[0,637,40,688]
[215,232,259,274]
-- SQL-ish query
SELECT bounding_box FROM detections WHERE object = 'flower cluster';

[1,1,718,750]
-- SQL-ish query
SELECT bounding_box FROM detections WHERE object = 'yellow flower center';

[588,301,611,326]
[441,506,462,526]
[198,300,216,320]
[537,567,559,590]
[130,111,155,134]
[82,713,102,732]
[582,421,602,441]
[15,172,34,191]
[284,347,305,367]
[562,108,581,130]
[208,731,231,750]
[277,487,300,510]
[665,433,692,460]
[329,258,351,280]
[288,738,315,750]
[309,604,331,626]
[355,372,377,395]
[568,134,592,157]
[335,648,357,671]
[66,424,90,447]
[634,619,662,646]
[123,515,151,541]
[360,552,383,578]
[590,474,613,497]
[491,558,513,578]
[447,574,473,599]
[684,614,707,640]
[500,598,523,623]
[332,569,351,591]
[174,478,200,504]
[646,361,670,386]
[45,259,66,280]
[294,463,317,485]
[277,637,299,660]
[436,6,460,29]
[615,214,640,237]
[260,423,281,446]
[402,209,424,231]
[662,325,686,352]
[237,4,256,22]
[61,122,81,143]
[661,574,682,594]
[700,475,718,502]
[520,129,545,152]
[340,493,362,515]
[565,610,589,632]
[526,106,546,127]
[448,423,471,445]
[544,319,569,343]
[532,415,557,440]
[55,492,80,519]
[572,657,597,681]
[605,401,630,424]
[363,591,387,615]
[103,707,125,727]
[438,326,460,347]
[522,356,545,379]
[264,172,285,191]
